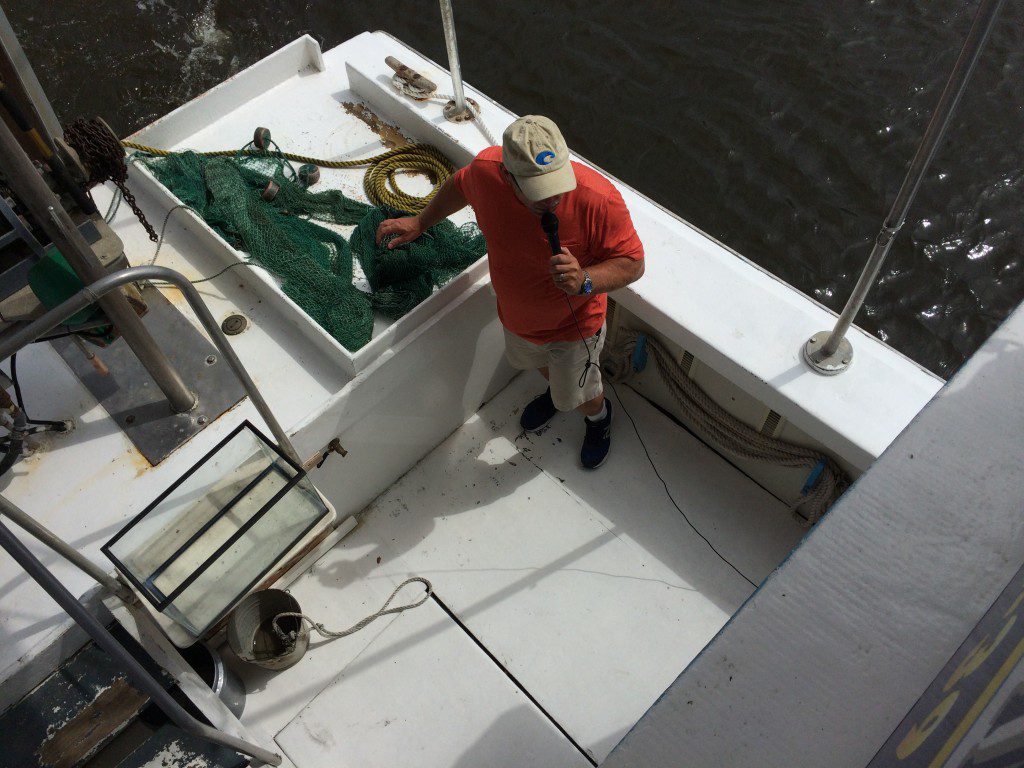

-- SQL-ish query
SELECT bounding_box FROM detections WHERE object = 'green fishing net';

[137,150,486,352]
[349,207,486,318]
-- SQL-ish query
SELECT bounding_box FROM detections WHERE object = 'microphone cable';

[538,214,758,588]
[541,211,595,389]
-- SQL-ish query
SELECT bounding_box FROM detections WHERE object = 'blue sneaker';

[520,389,558,431]
[581,399,612,469]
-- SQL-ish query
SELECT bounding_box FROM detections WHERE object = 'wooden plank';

[0,627,165,768]
[114,724,248,768]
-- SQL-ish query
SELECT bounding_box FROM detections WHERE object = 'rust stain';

[36,677,149,768]
[130,445,153,478]
[341,101,410,150]
[158,285,187,306]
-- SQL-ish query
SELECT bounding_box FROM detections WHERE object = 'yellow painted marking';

[928,636,1024,767]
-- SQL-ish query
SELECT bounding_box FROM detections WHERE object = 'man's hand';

[550,247,583,295]
[375,215,424,249]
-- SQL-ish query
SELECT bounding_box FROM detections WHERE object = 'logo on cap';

[535,150,555,166]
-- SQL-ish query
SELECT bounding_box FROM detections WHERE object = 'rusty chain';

[64,118,158,242]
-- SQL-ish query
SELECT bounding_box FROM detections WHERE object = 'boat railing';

[0,514,283,765]
[802,0,1005,375]
[439,0,471,120]
[0,264,301,765]
[0,99,199,413]
[0,264,301,463]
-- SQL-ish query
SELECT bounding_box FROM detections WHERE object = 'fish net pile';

[137,150,486,352]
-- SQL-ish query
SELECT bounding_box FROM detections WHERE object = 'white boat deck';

[0,30,946,767]
[228,372,805,765]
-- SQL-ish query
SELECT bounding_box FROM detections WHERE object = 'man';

[376,115,644,468]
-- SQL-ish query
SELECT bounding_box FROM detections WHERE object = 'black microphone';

[540,210,560,256]
[541,209,594,381]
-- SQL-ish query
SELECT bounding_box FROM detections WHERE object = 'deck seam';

[429,591,600,766]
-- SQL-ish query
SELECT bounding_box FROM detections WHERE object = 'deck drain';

[221,313,248,336]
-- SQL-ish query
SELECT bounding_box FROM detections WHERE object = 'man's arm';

[583,255,644,293]
[375,178,469,249]
[550,249,644,295]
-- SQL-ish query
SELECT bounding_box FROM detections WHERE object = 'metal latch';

[303,437,348,471]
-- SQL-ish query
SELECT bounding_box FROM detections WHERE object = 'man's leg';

[519,365,559,431]
[578,381,612,469]
[577,390,605,418]
[503,326,559,431]
[546,325,612,468]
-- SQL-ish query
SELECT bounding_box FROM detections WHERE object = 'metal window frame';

[102,420,327,624]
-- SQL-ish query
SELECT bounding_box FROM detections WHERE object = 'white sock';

[586,399,608,422]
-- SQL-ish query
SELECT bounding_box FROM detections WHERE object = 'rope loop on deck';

[271,577,433,646]
[391,78,498,147]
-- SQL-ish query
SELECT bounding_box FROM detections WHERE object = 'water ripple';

[7,0,1023,376]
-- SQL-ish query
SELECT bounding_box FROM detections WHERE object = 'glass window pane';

[105,423,329,636]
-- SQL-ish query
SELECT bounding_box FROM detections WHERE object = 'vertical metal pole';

[0,117,197,412]
[0,6,62,149]
[0,265,301,466]
[803,0,1005,375]
[0,518,282,766]
[439,0,470,119]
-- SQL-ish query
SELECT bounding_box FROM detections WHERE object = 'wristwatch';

[580,270,593,295]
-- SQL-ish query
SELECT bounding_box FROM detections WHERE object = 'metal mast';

[803,0,1005,375]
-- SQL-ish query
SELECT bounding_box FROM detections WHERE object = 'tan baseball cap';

[501,115,577,201]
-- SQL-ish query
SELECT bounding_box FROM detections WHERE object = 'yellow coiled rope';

[121,140,454,213]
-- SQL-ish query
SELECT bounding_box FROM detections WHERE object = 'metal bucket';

[182,642,246,717]
[226,589,309,671]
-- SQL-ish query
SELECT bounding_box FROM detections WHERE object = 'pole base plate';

[803,332,853,376]
[443,97,479,123]
[51,284,246,465]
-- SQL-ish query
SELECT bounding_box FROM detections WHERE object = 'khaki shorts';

[503,324,606,412]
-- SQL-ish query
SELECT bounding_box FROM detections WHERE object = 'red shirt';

[452,147,644,344]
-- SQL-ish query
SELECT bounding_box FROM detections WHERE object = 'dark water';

[6,0,1023,377]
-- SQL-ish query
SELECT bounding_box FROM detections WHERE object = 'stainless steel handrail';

[0,119,198,412]
[0,494,133,601]
[803,0,1006,375]
[0,518,282,766]
[0,264,301,464]
[0,265,302,763]
[439,0,470,118]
